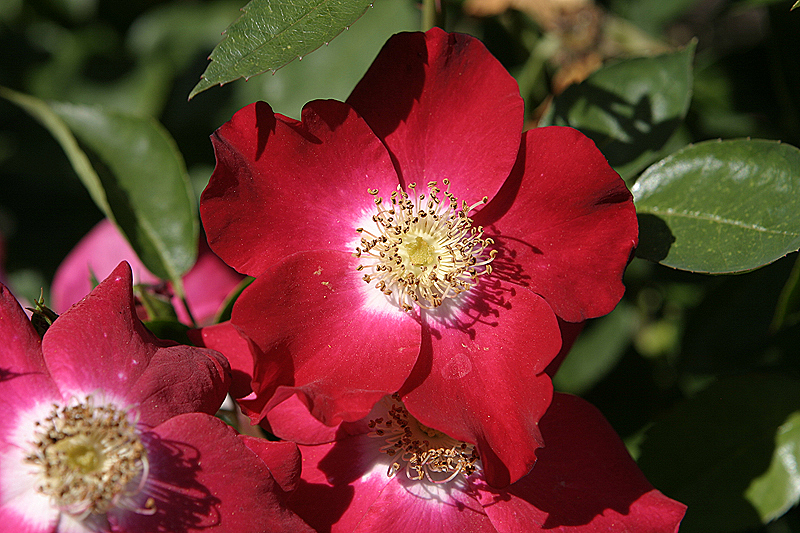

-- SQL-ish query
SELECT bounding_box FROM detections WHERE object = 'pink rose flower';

[51,219,244,326]
[0,262,311,532]
[267,393,686,533]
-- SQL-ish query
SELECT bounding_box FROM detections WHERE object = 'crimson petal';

[0,283,59,419]
[401,283,561,488]
[233,250,421,427]
[42,262,230,426]
[347,28,523,204]
[474,393,686,532]
[189,320,255,400]
[474,127,638,323]
[201,99,399,277]
[114,413,313,533]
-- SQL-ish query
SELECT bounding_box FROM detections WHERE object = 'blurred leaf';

[25,22,170,117]
[127,0,243,70]
[745,411,800,523]
[739,0,795,5]
[226,0,418,119]
[189,0,374,99]
[680,256,795,373]
[633,139,800,273]
[541,42,695,181]
[610,0,697,34]
[552,301,637,395]
[0,87,197,293]
[771,253,800,331]
[638,375,800,532]
[794,0,800,9]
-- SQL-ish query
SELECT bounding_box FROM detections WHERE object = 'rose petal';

[288,437,392,533]
[266,394,341,445]
[351,475,496,533]
[544,319,585,378]
[240,437,302,494]
[42,262,230,426]
[233,250,421,427]
[474,127,638,323]
[181,237,245,325]
[474,393,686,533]
[201,100,400,277]
[52,220,243,325]
[114,413,313,533]
[0,283,60,406]
[400,283,561,488]
[291,432,498,533]
[347,28,523,204]
[0,435,60,533]
[127,343,230,425]
[189,321,254,400]
[50,220,160,314]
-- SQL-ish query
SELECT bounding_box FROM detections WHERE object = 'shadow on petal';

[117,433,221,532]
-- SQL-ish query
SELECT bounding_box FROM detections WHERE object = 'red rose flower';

[0,262,311,533]
[266,393,686,533]
[200,28,637,487]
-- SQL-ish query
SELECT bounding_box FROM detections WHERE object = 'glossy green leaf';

[552,301,637,395]
[189,0,374,99]
[794,0,800,9]
[0,87,198,292]
[226,0,418,119]
[637,374,800,533]
[633,139,800,273]
[540,43,695,181]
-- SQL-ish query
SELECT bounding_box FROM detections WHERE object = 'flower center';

[368,395,480,484]
[355,179,497,311]
[25,396,153,519]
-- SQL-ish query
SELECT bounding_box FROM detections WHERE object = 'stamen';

[354,180,494,311]
[368,395,480,484]
[25,395,151,519]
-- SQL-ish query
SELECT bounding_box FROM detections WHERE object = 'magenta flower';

[200,28,637,487]
[51,219,244,326]
[266,393,685,533]
[0,262,311,533]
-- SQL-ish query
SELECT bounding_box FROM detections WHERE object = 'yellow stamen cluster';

[25,396,153,519]
[368,395,480,484]
[355,179,496,311]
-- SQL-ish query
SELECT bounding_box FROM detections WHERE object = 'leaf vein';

[643,207,800,238]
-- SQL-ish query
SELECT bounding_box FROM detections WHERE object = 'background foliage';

[2,0,800,531]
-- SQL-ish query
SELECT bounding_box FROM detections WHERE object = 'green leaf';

[552,301,637,395]
[771,254,800,332]
[143,319,192,345]
[633,139,800,273]
[189,0,374,99]
[0,86,198,292]
[745,411,800,523]
[794,0,800,10]
[637,374,800,532]
[134,285,179,322]
[738,0,795,6]
[609,0,697,33]
[226,0,418,119]
[540,42,695,181]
